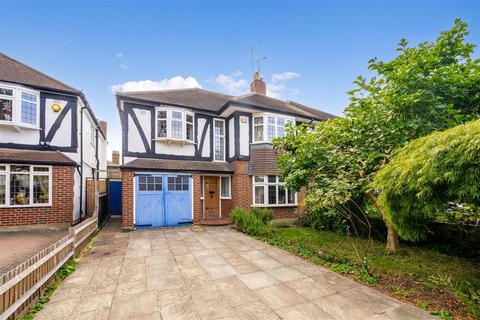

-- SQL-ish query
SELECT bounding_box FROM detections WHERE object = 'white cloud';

[267,72,301,98]
[110,76,202,93]
[116,52,124,58]
[271,71,300,83]
[120,64,128,70]
[215,73,248,94]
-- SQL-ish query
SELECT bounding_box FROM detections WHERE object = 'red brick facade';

[120,160,299,230]
[0,166,75,227]
[121,171,134,231]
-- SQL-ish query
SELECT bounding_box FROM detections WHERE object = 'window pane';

[21,100,37,125]
[254,186,264,204]
[171,120,183,139]
[0,98,13,121]
[186,123,193,141]
[268,176,276,183]
[268,186,277,205]
[267,124,275,141]
[157,119,167,137]
[215,137,225,161]
[0,174,5,205]
[287,190,295,204]
[0,166,6,172]
[33,175,49,204]
[254,117,263,125]
[278,185,287,204]
[214,120,224,136]
[221,177,230,197]
[139,183,147,191]
[254,176,264,183]
[21,92,36,102]
[172,111,182,119]
[33,167,49,172]
[268,117,275,125]
[10,174,30,205]
[254,125,263,142]
[186,114,193,123]
[11,165,29,173]
[157,110,167,119]
[0,88,13,96]
[139,176,147,184]
[277,118,285,126]
[277,126,285,137]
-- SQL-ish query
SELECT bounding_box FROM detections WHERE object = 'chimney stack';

[112,150,120,164]
[250,71,266,95]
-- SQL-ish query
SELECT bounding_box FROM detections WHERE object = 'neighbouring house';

[0,53,108,227]
[117,72,334,230]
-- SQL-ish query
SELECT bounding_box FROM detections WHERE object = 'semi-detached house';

[117,72,334,230]
[0,53,108,227]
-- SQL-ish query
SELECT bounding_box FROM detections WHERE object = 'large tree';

[274,19,480,250]
[371,119,480,241]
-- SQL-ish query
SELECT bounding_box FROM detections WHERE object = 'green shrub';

[231,207,274,236]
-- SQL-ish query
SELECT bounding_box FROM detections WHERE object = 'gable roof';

[117,88,335,121]
[0,53,80,94]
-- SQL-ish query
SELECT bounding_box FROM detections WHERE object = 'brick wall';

[121,171,134,230]
[0,166,75,227]
[231,160,252,211]
[192,174,202,223]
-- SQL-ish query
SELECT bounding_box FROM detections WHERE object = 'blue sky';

[1,0,479,158]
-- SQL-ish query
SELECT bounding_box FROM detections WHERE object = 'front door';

[204,176,220,219]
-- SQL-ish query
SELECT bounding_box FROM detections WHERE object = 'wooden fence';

[0,217,97,320]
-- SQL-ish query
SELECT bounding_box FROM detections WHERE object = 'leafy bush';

[231,207,274,236]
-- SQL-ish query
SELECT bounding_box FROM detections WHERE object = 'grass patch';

[18,233,98,320]
[256,227,480,319]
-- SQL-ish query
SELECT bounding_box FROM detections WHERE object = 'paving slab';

[35,221,437,320]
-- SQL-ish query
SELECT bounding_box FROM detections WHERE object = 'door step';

[199,218,232,226]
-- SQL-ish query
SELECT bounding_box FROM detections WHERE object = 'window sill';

[153,138,195,145]
[251,204,297,208]
[0,122,40,131]
[251,141,273,145]
[0,204,52,208]
[220,197,232,200]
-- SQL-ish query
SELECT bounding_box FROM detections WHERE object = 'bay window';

[253,175,296,206]
[0,84,39,127]
[0,164,51,207]
[253,114,294,143]
[155,107,194,143]
[214,119,225,161]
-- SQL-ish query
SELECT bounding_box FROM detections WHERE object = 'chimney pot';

[112,150,120,164]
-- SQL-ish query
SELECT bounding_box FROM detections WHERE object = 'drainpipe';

[79,105,87,221]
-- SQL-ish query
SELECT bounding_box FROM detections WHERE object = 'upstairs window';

[253,114,294,143]
[0,84,39,128]
[214,119,225,161]
[155,107,194,143]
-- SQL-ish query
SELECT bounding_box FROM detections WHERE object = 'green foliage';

[274,19,480,241]
[231,207,274,236]
[430,310,454,320]
[372,119,480,241]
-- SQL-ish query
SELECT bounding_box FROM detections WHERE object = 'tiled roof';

[0,53,80,93]
[122,158,233,173]
[0,148,77,166]
[117,88,336,121]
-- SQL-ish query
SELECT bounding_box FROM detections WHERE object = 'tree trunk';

[365,191,400,252]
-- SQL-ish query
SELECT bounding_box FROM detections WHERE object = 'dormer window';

[0,84,39,128]
[253,114,294,143]
[155,107,194,143]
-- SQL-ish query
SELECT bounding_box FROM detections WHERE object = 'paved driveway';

[37,221,435,320]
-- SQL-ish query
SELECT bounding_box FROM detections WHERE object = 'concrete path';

[36,220,435,319]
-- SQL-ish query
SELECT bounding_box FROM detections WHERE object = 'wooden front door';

[204,176,220,219]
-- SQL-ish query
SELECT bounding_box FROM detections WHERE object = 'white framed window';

[90,125,96,146]
[220,176,231,199]
[252,175,296,207]
[155,107,194,143]
[214,119,225,161]
[253,114,294,143]
[0,164,52,207]
[0,83,39,128]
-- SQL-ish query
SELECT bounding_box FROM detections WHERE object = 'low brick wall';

[0,166,75,227]
[121,171,134,230]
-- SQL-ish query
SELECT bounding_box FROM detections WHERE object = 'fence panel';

[0,217,98,320]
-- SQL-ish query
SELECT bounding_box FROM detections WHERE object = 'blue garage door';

[135,174,192,228]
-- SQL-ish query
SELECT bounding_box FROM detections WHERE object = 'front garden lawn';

[259,227,480,320]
